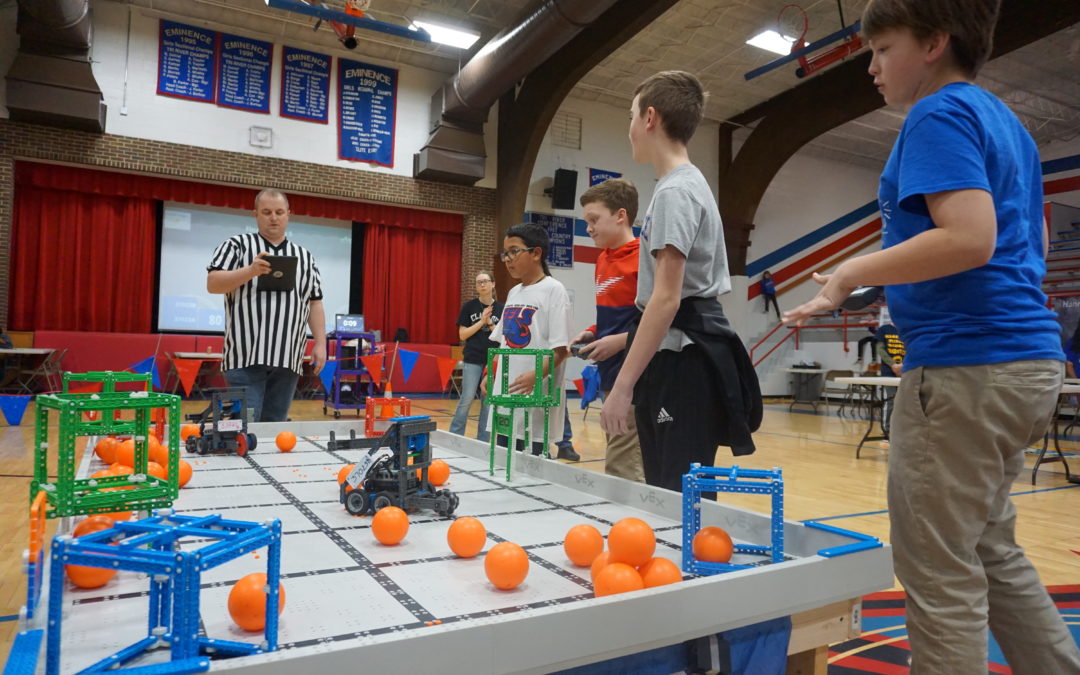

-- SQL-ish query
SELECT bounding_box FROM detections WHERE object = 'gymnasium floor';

[2,394,1078,669]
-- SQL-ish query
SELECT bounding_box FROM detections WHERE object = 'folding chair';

[822,369,854,416]
[19,348,65,393]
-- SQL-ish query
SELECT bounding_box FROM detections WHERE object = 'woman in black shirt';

[449,272,503,440]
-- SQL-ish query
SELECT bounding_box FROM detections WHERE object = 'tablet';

[257,255,298,292]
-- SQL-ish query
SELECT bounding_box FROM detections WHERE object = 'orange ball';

[563,524,604,567]
[427,459,450,486]
[147,433,161,451]
[228,572,285,632]
[484,541,529,590]
[94,437,118,464]
[180,424,201,442]
[276,431,297,452]
[108,464,134,476]
[638,557,682,588]
[90,469,112,480]
[590,550,613,583]
[593,562,644,597]
[607,518,656,568]
[447,517,486,558]
[100,509,132,522]
[114,439,136,468]
[175,459,193,488]
[146,461,167,481]
[67,516,118,589]
[149,442,171,467]
[692,527,734,563]
[337,464,356,484]
[371,506,409,545]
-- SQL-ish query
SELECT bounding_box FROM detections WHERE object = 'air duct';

[414,0,618,185]
[5,0,107,132]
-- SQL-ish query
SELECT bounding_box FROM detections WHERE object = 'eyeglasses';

[499,247,533,262]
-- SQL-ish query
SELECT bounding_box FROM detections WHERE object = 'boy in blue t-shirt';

[785,1,1080,672]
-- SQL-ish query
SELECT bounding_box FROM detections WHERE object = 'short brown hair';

[579,178,639,225]
[254,188,290,210]
[633,71,707,145]
[861,0,1000,77]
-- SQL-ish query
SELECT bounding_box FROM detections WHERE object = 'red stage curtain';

[15,162,463,233]
[10,186,156,332]
[362,223,461,344]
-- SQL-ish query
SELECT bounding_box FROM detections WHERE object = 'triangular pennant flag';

[173,359,204,397]
[573,378,585,397]
[0,395,33,426]
[435,357,458,390]
[67,381,103,394]
[398,349,420,383]
[129,356,160,389]
[319,360,338,394]
[359,353,384,380]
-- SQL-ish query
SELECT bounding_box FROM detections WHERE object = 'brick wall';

[0,119,498,332]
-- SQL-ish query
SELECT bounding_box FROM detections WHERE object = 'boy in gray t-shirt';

[601,71,750,492]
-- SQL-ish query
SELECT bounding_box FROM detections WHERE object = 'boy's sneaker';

[556,444,581,462]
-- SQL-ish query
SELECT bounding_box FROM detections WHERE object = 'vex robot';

[333,416,458,518]
[184,388,258,456]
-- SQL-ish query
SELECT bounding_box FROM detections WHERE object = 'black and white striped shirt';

[207,233,324,374]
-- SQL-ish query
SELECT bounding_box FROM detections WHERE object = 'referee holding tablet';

[207,188,326,422]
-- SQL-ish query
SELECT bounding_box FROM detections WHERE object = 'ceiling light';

[409,20,479,50]
[746,30,797,56]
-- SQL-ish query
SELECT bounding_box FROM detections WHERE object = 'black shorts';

[633,344,724,492]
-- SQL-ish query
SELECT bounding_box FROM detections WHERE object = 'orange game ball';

[149,442,171,467]
[276,431,297,452]
[146,461,167,481]
[175,459,193,488]
[180,424,201,442]
[228,572,285,632]
[446,517,486,558]
[94,437,118,464]
[114,439,136,467]
[593,562,644,597]
[337,464,357,494]
[563,524,604,567]
[66,516,118,589]
[427,459,450,486]
[90,469,112,480]
[484,542,529,590]
[590,550,613,583]
[638,557,682,588]
[607,518,656,568]
[371,506,409,545]
[692,527,734,563]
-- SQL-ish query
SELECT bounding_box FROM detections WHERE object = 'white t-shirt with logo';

[489,275,572,446]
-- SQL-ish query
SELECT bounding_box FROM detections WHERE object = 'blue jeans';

[449,362,491,441]
[557,404,573,448]
[224,365,299,422]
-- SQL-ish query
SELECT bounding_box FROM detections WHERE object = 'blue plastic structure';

[681,464,785,575]
[45,512,282,675]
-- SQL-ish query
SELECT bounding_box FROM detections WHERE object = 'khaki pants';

[889,360,1080,674]
[602,390,644,482]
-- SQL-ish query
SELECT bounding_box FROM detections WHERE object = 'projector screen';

[158,202,352,334]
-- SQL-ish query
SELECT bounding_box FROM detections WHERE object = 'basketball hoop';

[778,4,809,53]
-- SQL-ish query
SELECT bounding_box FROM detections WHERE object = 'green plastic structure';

[32,372,181,519]
[484,349,561,480]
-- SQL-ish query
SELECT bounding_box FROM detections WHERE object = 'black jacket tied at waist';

[628,296,762,456]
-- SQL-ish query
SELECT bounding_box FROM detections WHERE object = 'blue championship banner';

[338,58,397,167]
[157,20,216,103]
[589,168,622,186]
[216,32,273,113]
[280,46,331,123]
[528,212,575,269]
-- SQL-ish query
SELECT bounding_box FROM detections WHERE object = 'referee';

[206,188,327,422]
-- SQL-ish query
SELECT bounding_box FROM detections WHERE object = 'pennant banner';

[319,360,338,394]
[359,353,384,380]
[129,356,161,389]
[173,358,204,397]
[573,378,585,397]
[435,357,458,390]
[0,395,32,426]
[398,349,420,383]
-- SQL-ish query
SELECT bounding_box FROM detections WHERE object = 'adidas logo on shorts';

[656,407,673,424]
